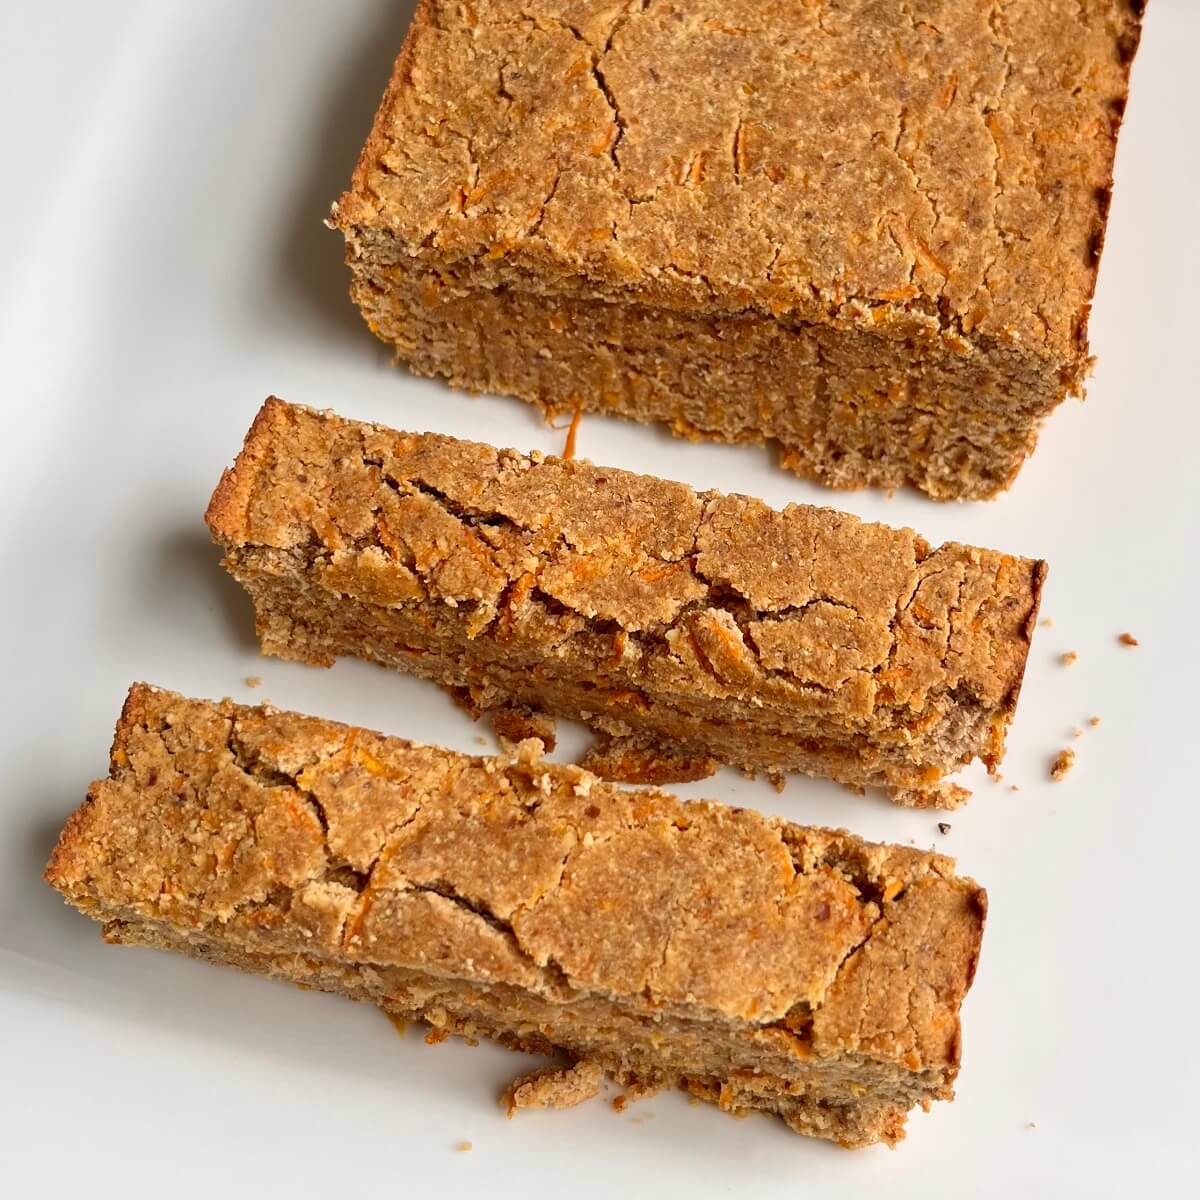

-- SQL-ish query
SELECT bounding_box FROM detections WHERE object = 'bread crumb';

[455,1140,473,1152]
[612,1095,628,1113]
[1088,716,1101,727]
[384,1012,408,1037]
[581,733,716,785]
[1118,631,1139,646]
[1071,726,1084,739]
[1040,617,1053,628]
[1060,651,1077,667]
[244,676,262,688]
[1027,1121,1037,1130]
[1050,748,1075,781]
[492,708,557,753]
[1009,784,1020,792]
[504,1060,605,1117]
[936,822,951,835]
[767,769,786,794]
[472,735,488,747]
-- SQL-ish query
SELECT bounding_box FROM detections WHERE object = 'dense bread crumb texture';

[46,686,987,1148]
[206,400,1044,806]
[330,0,1143,498]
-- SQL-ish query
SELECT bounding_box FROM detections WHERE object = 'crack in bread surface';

[46,685,987,1147]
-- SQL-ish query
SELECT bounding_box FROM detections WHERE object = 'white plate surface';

[2,3,1197,1196]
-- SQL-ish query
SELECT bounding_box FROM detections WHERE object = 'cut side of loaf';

[206,399,1045,807]
[46,685,987,1148]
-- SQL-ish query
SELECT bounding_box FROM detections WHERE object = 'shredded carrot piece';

[637,561,680,584]
[612,631,628,662]
[562,406,582,460]
[875,285,919,302]
[499,572,536,641]
[590,124,618,155]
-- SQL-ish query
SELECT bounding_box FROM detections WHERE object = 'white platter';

[2,3,1196,1196]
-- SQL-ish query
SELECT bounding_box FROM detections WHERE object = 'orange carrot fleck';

[562,406,582,460]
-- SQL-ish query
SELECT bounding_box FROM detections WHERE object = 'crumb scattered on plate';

[1040,617,1053,628]
[472,735,488,747]
[1009,784,1020,792]
[1060,651,1077,666]
[244,676,262,688]
[455,1140,473,1152]
[1027,1121,1037,1131]
[767,770,786,793]
[1089,715,1102,727]
[937,822,951,835]
[1050,748,1076,781]
[1118,632,1139,646]
[1071,726,1084,739]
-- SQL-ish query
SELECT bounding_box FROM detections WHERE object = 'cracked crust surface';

[330,0,1143,498]
[207,400,1044,805]
[46,685,987,1148]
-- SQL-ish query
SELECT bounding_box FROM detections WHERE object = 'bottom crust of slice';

[104,917,910,1149]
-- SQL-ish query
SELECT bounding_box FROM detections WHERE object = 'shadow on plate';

[276,0,418,347]
[148,527,260,654]
[7,791,553,1108]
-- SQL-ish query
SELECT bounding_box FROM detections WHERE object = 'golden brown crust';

[47,685,987,1146]
[335,0,439,232]
[203,397,287,537]
[206,400,1045,804]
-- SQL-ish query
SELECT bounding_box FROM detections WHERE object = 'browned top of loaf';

[207,399,1044,723]
[46,685,986,1070]
[331,0,1142,366]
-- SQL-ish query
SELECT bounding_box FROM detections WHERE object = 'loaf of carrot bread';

[46,685,987,1148]
[329,0,1144,499]
[206,400,1044,807]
